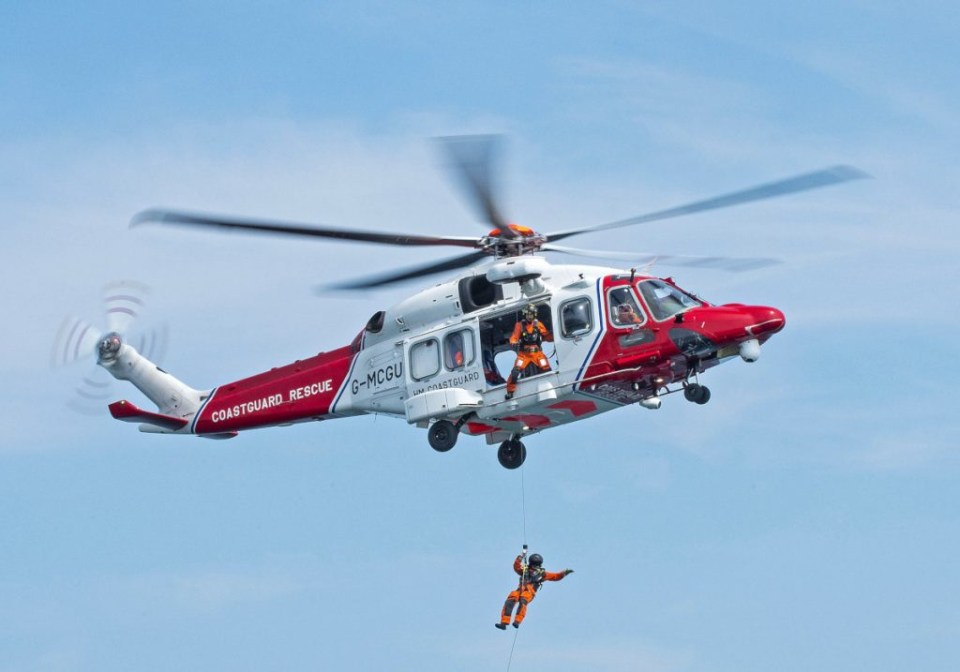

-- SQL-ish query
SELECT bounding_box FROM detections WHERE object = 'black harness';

[519,565,546,592]
[518,319,543,348]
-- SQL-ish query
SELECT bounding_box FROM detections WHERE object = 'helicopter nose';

[746,306,786,336]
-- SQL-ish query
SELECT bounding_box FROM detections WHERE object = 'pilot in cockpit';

[613,302,643,326]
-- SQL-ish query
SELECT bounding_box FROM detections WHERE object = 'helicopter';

[57,136,866,469]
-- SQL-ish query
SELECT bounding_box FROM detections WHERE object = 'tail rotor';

[103,279,149,335]
[51,316,104,369]
[52,281,167,413]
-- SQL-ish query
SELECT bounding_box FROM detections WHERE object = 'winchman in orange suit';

[495,549,573,629]
[505,304,553,400]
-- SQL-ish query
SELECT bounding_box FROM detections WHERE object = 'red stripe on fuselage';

[548,399,598,417]
[193,343,357,434]
[465,422,499,435]
[501,414,551,429]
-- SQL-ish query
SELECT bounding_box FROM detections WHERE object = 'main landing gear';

[428,418,527,470]
[497,437,526,470]
[683,383,711,405]
[428,419,458,452]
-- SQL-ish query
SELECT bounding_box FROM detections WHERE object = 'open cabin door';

[476,299,563,407]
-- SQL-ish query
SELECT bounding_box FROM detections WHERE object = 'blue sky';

[2,2,958,671]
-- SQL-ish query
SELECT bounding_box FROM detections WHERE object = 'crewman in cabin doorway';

[505,304,553,400]
[496,549,573,629]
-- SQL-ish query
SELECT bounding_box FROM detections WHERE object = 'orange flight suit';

[499,555,571,626]
[506,319,553,395]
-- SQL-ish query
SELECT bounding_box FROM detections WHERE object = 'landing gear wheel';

[428,420,458,452]
[683,383,711,404]
[497,439,526,469]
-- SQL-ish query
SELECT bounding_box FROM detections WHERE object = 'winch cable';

[520,460,528,547]
[506,462,529,672]
[506,625,520,672]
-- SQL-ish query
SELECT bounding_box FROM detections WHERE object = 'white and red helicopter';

[56,137,865,468]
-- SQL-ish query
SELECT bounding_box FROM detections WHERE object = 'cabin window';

[560,297,593,338]
[636,279,701,321]
[608,287,645,327]
[443,329,476,370]
[410,339,441,380]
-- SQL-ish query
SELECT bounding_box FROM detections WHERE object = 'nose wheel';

[683,383,711,404]
[497,438,526,469]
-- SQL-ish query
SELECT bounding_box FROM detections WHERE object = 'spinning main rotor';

[132,135,867,289]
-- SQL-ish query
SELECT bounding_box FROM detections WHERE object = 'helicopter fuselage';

[106,258,784,464]
[101,139,864,467]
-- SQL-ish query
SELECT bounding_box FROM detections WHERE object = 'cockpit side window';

[636,279,701,321]
[608,286,645,327]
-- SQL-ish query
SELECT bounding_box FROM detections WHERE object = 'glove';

[564,569,574,576]
[522,544,528,552]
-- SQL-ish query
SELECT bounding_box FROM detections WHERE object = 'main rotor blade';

[437,135,517,237]
[542,244,779,272]
[132,209,481,249]
[546,165,869,243]
[322,250,490,290]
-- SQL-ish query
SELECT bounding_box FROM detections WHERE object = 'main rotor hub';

[483,224,547,258]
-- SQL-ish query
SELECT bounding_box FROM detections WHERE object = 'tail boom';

[191,342,360,435]
[99,333,361,437]
[98,339,204,433]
